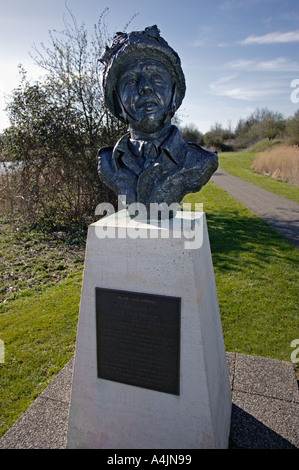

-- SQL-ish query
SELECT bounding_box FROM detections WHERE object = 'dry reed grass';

[251,145,299,187]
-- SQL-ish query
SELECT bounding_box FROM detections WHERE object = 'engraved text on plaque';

[95,288,181,395]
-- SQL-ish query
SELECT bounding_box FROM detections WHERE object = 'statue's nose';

[138,76,153,95]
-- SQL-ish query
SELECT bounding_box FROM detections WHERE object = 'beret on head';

[99,25,186,119]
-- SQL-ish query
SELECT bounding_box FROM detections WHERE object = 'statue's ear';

[171,83,178,116]
[113,89,126,122]
[163,83,178,124]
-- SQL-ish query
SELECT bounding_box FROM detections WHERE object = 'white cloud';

[226,59,253,69]
[192,25,215,48]
[209,75,285,101]
[239,30,299,45]
[193,38,206,47]
[220,0,259,11]
[217,42,229,48]
[217,87,274,100]
[209,74,237,89]
[226,57,299,72]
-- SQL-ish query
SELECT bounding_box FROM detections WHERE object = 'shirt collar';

[112,125,184,171]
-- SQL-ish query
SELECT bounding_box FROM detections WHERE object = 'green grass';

[183,182,299,362]
[218,149,299,203]
[0,221,85,304]
[1,180,299,438]
[0,273,82,437]
[0,220,85,437]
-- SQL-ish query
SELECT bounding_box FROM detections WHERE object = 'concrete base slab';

[227,353,299,449]
[0,360,74,449]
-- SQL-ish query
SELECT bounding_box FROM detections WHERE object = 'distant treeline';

[179,107,299,152]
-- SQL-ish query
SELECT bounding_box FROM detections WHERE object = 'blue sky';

[1,0,299,133]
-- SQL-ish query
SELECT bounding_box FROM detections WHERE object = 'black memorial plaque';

[95,287,181,395]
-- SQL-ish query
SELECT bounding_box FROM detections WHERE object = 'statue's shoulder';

[98,146,114,175]
[186,141,217,159]
[98,134,130,175]
[98,146,113,160]
[184,141,218,169]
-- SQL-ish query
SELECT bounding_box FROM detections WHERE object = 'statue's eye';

[125,77,137,86]
[151,74,163,83]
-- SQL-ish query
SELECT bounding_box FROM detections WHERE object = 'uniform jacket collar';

[112,125,184,172]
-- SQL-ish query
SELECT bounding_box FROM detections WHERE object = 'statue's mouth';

[136,99,158,110]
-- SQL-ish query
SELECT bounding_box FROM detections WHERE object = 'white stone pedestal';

[67,210,231,449]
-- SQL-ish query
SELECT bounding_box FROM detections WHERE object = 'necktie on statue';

[143,142,158,169]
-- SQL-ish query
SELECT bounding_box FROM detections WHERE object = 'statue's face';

[116,58,174,134]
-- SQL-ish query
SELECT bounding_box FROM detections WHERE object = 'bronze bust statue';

[98,26,218,219]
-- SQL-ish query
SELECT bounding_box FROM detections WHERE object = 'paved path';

[212,168,299,249]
